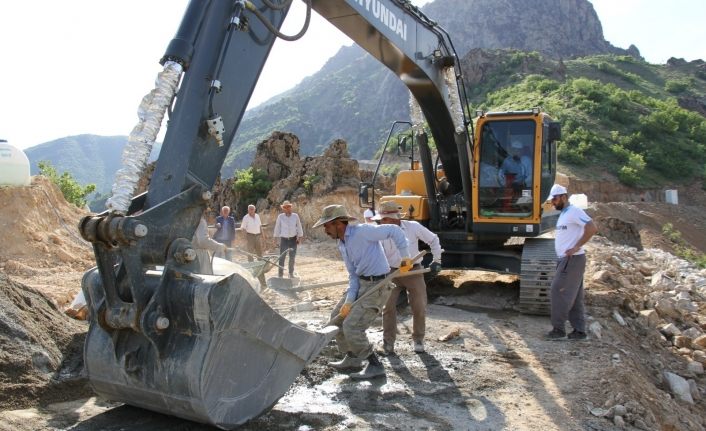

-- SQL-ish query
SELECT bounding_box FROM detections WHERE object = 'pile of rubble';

[585,235,705,429]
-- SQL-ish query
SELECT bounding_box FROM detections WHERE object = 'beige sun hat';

[372,200,403,220]
[281,200,293,208]
[312,205,357,228]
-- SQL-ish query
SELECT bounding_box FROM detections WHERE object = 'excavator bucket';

[81,262,337,429]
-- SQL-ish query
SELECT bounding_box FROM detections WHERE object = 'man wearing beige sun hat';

[273,200,304,278]
[313,204,413,380]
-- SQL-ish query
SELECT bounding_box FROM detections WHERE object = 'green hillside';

[469,52,706,187]
[25,135,127,194]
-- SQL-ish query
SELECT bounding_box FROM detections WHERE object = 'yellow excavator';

[364,108,561,315]
[77,0,560,429]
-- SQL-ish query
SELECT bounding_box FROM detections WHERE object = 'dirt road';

[4,239,704,431]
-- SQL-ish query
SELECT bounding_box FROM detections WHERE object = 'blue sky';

[1,0,704,150]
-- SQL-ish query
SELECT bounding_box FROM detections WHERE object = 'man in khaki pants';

[313,204,412,379]
[375,201,443,354]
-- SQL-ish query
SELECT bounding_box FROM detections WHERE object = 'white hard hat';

[546,184,568,201]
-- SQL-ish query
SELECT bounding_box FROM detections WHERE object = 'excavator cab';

[472,109,561,236]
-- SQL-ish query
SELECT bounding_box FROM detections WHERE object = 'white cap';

[546,184,568,201]
[510,139,523,149]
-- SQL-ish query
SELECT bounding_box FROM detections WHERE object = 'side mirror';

[359,183,374,207]
[398,136,407,155]
[548,122,561,142]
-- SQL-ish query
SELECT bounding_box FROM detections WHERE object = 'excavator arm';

[78,1,468,428]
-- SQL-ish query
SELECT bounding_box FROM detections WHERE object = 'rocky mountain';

[422,0,638,60]
[223,0,634,174]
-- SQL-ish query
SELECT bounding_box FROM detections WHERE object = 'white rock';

[637,310,660,328]
[292,302,315,312]
[675,299,698,313]
[687,361,704,375]
[612,310,627,326]
[660,323,682,338]
[590,407,609,417]
[654,299,680,319]
[589,321,603,339]
[613,404,627,416]
[651,271,675,289]
[683,327,703,340]
[688,379,701,401]
[676,291,691,301]
[663,371,694,404]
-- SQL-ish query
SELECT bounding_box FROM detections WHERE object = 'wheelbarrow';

[229,248,290,280]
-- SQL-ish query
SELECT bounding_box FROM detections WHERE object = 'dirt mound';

[0,177,94,306]
[0,272,88,410]
[589,202,706,254]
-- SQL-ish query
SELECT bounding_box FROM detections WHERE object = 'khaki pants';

[330,279,392,360]
[246,233,265,285]
[382,271,427,344]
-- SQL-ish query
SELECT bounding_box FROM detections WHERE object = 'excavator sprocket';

[519,238,557,315]
[82,265,337,429]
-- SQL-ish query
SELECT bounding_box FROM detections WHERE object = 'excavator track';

[519,238,556,315]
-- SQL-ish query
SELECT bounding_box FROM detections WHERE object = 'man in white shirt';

[545,184,598,340]
[375,200,443,354]
[239,204,267,285]
[273,200,304,278]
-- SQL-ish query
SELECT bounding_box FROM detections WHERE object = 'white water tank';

[665,189,678,205]
[0,141,31,186]
[569,193,589,209]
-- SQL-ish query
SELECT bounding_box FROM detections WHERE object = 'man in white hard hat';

[313,204,413,379]
[375,200,443,354]
[545,184,598,340]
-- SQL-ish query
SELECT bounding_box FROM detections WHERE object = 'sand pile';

[0,176,94,306]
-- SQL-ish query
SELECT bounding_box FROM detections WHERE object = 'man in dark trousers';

[545,184,598,340]
[214,206,236,261]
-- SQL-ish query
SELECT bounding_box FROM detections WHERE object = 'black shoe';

[568,330,587,340]
[545,328,566,340]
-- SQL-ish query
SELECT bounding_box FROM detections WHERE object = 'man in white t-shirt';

[546,184,598,340]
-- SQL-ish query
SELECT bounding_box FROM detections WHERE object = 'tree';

[37,161,96,208]
[232,167,272,210]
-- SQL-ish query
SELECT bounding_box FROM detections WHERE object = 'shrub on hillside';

[232,167,272,209]
[37,161,96,208]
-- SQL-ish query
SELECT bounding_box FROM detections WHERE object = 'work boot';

[545,328,566,340]
[413,340,425,353]
[350,353,385,380]
[568,330,587,340]
[328,354,363,370]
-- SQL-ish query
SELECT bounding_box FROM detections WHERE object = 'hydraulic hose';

[244,0,311,41]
